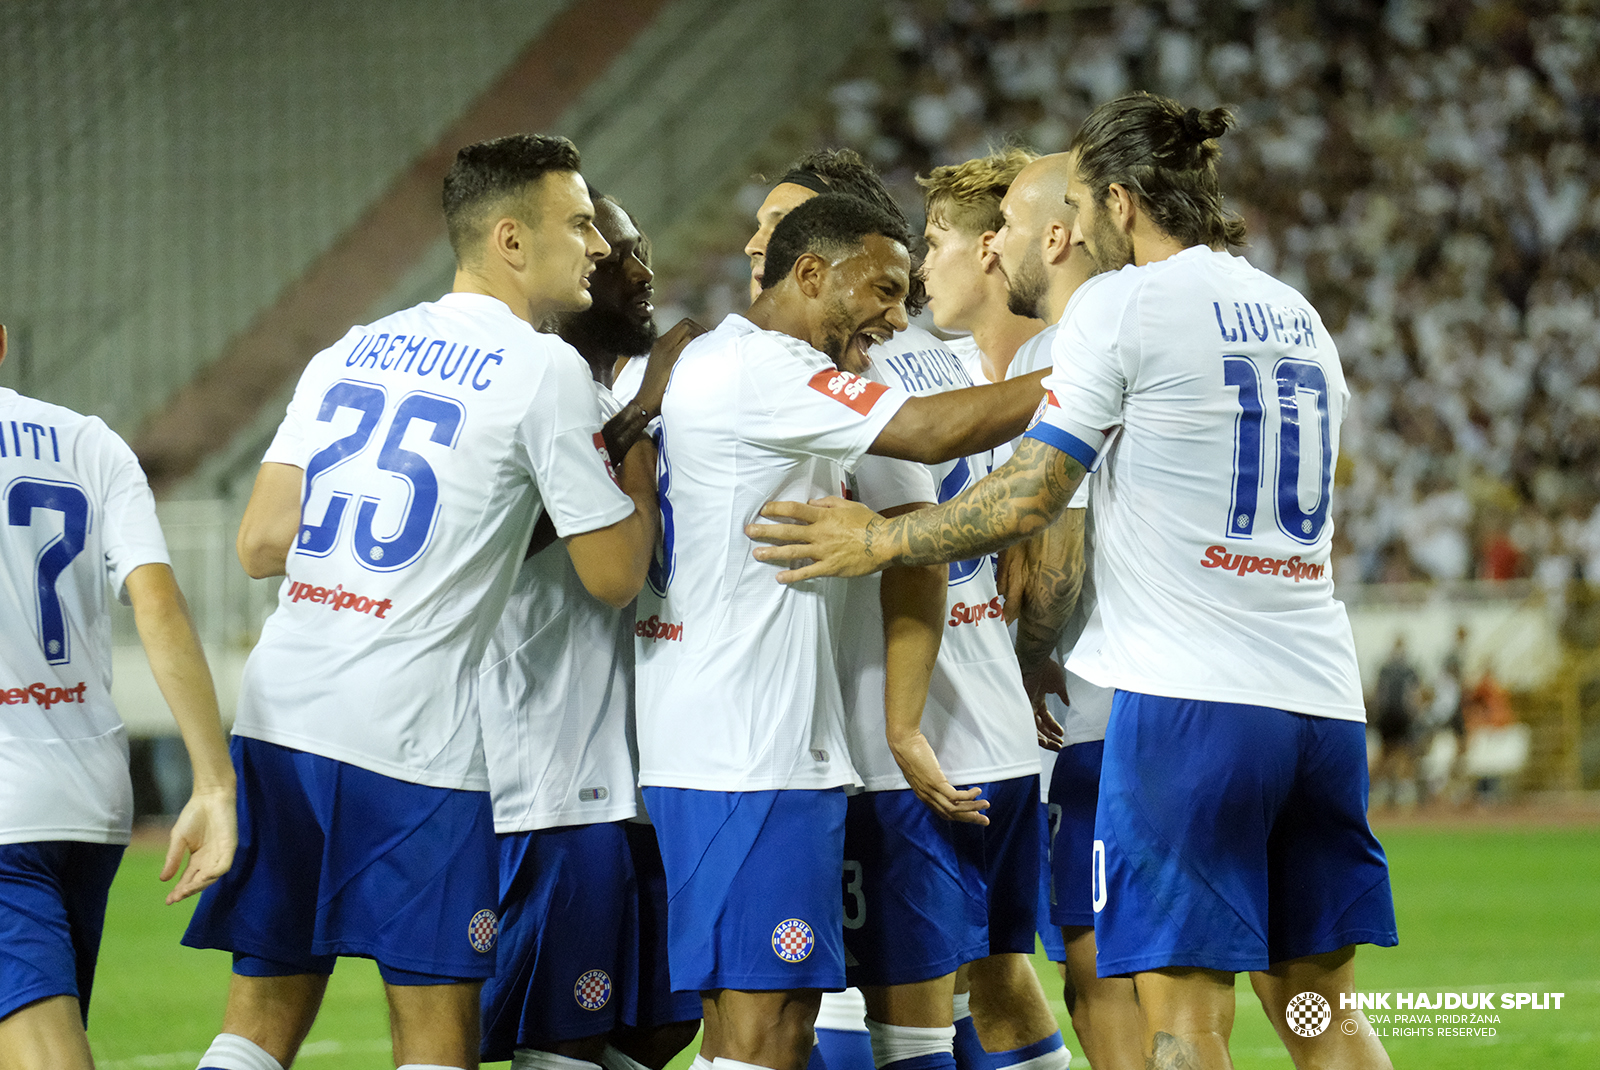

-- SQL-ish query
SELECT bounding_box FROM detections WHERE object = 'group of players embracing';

[0,90,1399,1070]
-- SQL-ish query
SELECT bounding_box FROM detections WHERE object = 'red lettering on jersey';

[593,432,619,486]
[807,369,888,414]
[1200,545,1326,583]
[0,681,88,708]
[634,615,685,642]
[286,580,395,618]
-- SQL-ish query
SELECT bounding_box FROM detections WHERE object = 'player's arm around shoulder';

[870,368,1048,465]
[123,562,237,905]
[236,462,303,578]
[565,434,659,609]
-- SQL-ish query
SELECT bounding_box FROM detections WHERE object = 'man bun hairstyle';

[761,193,911,292]
[782,148,926,314]
[1070,92,1247,249]
[917,146,1039,236]
[443,133,582,262]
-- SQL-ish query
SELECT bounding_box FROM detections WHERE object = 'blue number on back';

[298,381,385,556]
[1223,357,1262,540]
[938,456,984,584]
[1223,356,1332,545]
[646,423,675,596]
[353,393,463,571]
[6,479,91,664]
[1273,359,1332,545]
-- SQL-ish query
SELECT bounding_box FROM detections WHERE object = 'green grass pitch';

[84,826,1598,1069]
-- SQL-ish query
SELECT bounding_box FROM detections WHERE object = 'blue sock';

[879,1054,955,1070]
[989,1032,1068,1070]
[952,1016,991,1070]
[816,1027,876,1070]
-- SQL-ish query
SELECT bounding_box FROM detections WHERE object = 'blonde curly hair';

[916,146,1039,237]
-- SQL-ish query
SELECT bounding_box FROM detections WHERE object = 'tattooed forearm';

[878,438,1087,569]
[1013,507,1086,670]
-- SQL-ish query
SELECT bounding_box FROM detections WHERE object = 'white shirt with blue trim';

[237,292,636,790]
[0,390,171,844]
[1024,246,1364,721]
[838,327,1038,792]
[634,314,911,792]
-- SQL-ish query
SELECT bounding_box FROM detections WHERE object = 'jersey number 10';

[1223,356,1332,545]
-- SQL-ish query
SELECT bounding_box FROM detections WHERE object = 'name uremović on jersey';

[344,331,504,390]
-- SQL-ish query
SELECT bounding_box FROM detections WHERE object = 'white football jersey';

[838,328,1038,791]
[1010,323,1111,746]
[634,313,910,792]
[479,381,638,832]
[0,390,170,844]
[235,292,636,790]
[1026,247,1364,720]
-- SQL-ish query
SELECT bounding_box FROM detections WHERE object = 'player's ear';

[793,252,828,299]
[979,231,1001,271]
[1106,183,1136,234]
[1042,221,1070,266]
[491,216,527,272]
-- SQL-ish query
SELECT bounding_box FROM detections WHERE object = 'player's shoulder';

[0,388,126,454]
[1010,323,1060,378]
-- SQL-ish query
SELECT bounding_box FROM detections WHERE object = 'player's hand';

[888,731,990,825]
[160,784,238,905]
[635,317,706,415]
[1023,657,1069,751]
[996,541,1035,624]
[747,497,886,582]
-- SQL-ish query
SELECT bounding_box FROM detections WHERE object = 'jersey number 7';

[6,478,90,665]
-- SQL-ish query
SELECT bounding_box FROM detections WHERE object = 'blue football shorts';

[0,840,123,1024]
[1036,797,1068,960]
[1047,740,1105,931]
[1093,691,1398,976]
[619,820,703,1028]
[841,788,988,986]
[970,774,1044,956]
[481,821,637,1060]
[643,787,847,992]
[182,736,498,983]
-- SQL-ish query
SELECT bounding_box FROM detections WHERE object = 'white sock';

[712,1059,778,1070]
[197,1034,284,1070]
[512,1053,602,1070]
[602,1045,654,1070]
[951,990,973,1022]
[864,1019,956,1067]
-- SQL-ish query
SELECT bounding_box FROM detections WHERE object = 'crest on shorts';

[771,918,815,963]
[574,968,612,1010]
[1285,991,1332,1037]
[468,908,498,954]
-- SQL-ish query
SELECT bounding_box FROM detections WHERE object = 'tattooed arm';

[1013,505,1086,672]
[748,437,1087,583]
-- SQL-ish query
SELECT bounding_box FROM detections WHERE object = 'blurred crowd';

[678,0,1600,588]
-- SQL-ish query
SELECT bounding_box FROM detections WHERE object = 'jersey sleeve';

[742,337,910,472]
[261,364,323,469]
[851,454,938,512]
[85,419,171,603]
[518,343,637,538]
[1022,279,1134,470]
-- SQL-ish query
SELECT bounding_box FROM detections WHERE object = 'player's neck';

[1131,221,1188,267]
[744,290,808,345]
[452,268,546,326]
[967,305,1043,383]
